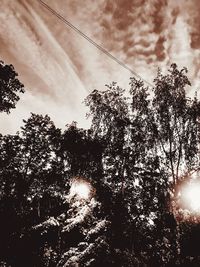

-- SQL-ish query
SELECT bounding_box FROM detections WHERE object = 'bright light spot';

[70,180,91,200]
[181,182,200,212]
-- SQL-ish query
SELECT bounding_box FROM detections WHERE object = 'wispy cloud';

[0,0,200,133]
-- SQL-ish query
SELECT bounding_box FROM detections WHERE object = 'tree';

[19,113,61,179]
[0,61,24,113]
[152,64,200,192]
[57,190,111,267]
[84,83,130,194]
[85,64,200,266]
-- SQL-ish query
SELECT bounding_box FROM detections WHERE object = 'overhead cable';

[37,0,153,88]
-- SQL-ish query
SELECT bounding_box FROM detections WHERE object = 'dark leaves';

[0,61,25,113]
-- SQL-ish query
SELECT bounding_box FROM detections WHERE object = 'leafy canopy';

[0,61,24,113]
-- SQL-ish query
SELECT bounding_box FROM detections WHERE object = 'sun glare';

[70,180,91,200]
[181,182,200,212]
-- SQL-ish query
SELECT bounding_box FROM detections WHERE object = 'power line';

[37,0,153,88]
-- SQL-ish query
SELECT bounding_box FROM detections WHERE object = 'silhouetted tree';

[152,64,200,192]
[85,64,200,266]
[0,61,24,113]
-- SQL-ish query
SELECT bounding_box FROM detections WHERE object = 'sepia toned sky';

[0,0,200,134]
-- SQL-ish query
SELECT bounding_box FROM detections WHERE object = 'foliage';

[1,63,200,266]
[0,61,24,113]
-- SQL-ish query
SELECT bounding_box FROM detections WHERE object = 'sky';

[0,0,200,134]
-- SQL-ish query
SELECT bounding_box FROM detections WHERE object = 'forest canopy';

[0,62,200,266]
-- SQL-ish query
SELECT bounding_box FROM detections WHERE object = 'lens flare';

[181,182,200,212]
[70,180,91,200]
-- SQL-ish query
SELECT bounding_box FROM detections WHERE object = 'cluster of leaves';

[1,62,200,266]
[0,61,24,113]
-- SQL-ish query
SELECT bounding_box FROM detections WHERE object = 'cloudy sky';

[0,0,200,134]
